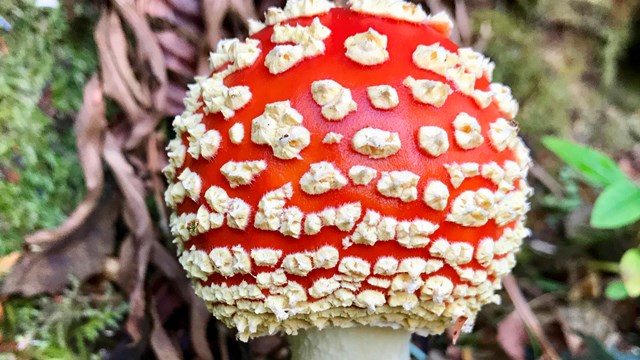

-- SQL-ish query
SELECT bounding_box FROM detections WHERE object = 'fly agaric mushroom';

[164,0,532,359]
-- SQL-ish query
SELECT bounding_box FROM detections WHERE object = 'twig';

[454,0,472,46]
[503,275,561,360]
[530,164,565,198]
[588,260,620,274]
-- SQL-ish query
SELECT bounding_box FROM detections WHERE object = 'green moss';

[2,279,128,359]
[0,0,97,255]
[536,0,638,90]
[474,10,573,137]
[474,4,640,152]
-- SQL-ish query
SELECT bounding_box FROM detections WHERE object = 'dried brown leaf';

[165,0,201,18]
[199,0,256,76]
[497,311,528,360]
[167,85,186,101]
[167,82,188,115]
[127,113,162,151]
[156,30,197,64]
[150,240,189,295]
[116,235,137,293]
[166,96,186,116]
[503,275,562,360]
[122,258,148,341]
[1,192,120,296]
[151,295,182,360]
[164,53,196,77]
[95,13,147,122]
[145,0,202,34]
[103,134,152,239]
[95,10,162,150]
[26,76,106,245]
[229,0,258,23]
[197,53,212,77]
[151,242,213,360]
[106,11,153,108]
[103,132,154,341]
[450,316,467,344]
[112,0,168,114]
[190,295,214,360]
[201,0,232,48]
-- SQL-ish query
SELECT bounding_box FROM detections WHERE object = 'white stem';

[289,326,411,360]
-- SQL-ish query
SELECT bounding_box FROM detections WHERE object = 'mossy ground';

[0,0,96,255]
[475,0,640,151]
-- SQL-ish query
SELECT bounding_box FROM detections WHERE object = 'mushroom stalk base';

[288,326,411,360]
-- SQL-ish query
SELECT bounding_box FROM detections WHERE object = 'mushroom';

[165,0,532,359]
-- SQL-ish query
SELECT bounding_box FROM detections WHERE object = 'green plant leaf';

[605,280,628,300]
[620,248,640,297]
[575,333,638,360]
[542,136,626,187]
[590,179,640,229]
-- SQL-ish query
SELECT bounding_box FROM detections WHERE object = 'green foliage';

[534,277,568,294]
[543,136,640,299]
[0,0,97,255]
[605,280,629,300]
[619,249,640,297]
[542,136,640,229]
[2,279,128,359]
[541,137,627,188]
[591,179,640,229]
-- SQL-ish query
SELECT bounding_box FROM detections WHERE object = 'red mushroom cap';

[165,0,532,341]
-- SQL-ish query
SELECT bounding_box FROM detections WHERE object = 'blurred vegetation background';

[0,0,639,359]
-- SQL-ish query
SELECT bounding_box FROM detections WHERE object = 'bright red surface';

[177,8,518,292]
